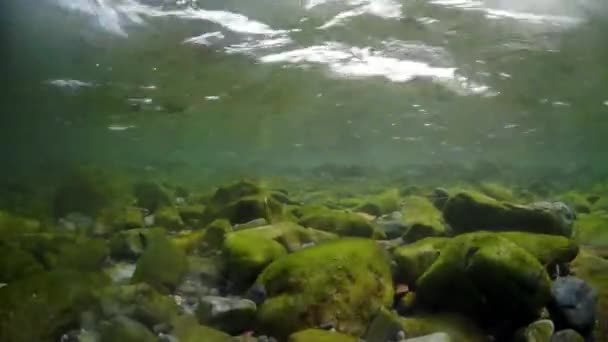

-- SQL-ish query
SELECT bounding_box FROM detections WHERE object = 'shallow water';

[3,0,608,180]
[2,1,608,341]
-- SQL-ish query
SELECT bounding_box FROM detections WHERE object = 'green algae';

[297,205,384,238]
[255,238,393,339]
[288,329,358,342]
[131,232,187,292]
[401,195,447,243]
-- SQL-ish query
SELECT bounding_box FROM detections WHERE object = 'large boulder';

[255,238,393,339]
[443,192,574,236]
[416,232,552,325]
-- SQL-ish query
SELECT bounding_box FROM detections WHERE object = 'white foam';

[107,125,135,131]
[259,43,485,92]
[318,0,402,29]
[47,79,94,88]
[184,31,225,46]
[429,0,581,25]
[225,37,293,54]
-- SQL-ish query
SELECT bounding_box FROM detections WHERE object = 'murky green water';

[4,0,608,179]
[2,1,608,342]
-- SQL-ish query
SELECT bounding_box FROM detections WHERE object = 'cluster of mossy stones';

[2,168,608,342]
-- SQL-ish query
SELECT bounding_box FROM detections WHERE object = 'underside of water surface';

[2,1,608,342]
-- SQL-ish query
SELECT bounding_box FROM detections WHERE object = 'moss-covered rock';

[223,232,287,289]
[401,196,447,243]
[116,207,145,230]
[109,227,166,260]
[155,206,184,231]
[55,237,109,271]
[559,192,591,214]
[496,232,579,266]
[0,210,41,240]
[355,189,401,217]
[514,319,554,342]
[131,232,187,292]
[202,219,233,250]
[196,295,257,334]
[99,315,157,342]
[228,222,337,252]
[573,212,608,249]
[416,232,551,324]
[288,329,358,342]
[297,205,384,239]
[255,238,393,339]
[0,270,110,342]
[171,230,206,254]
[443,191,574,236]
[133,181,172,212]
[569,249,608,341]
[363,307,485,342]
[0,243,43,282]
[171,315,234,342]
[550,329,585,342]
[203,180,285,225]
[178,204,207,223]
[478,182,515,201]
[393,237,449,286]
[98,283,179,328]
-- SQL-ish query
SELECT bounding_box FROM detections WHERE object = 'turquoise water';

[2,1,608,342]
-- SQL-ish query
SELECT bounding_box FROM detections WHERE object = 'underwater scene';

[2,0,608,341]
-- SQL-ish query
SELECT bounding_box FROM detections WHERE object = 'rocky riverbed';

[1,167,608,342]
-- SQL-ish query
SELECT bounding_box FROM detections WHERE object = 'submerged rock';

[375,211,408,239]
[98,315,156,342]
[443,191,574,236]
[0,270,110,342]
[203,219,233,251]
[514,319,554,342]
[416,232,552,324]
[355,189,401,217]
[109,227,166,260]
[404,333,451,342]
[496,232,579,267]
[170,315,233,342]
[133,181,172,213]
[393,237,448,286]
[549,276,597,335]
[154,206,184,231]
[550,329,585,342]
[297,205,384,238]
[363,307,485,342]
[254,238,393,339]
[401,196,447,243]
[223,231,287,290]
[288,329,357,342]
[131,232,187,292]
[203,180,285,225]
[0,243,43,283]
[196,295,257,334]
